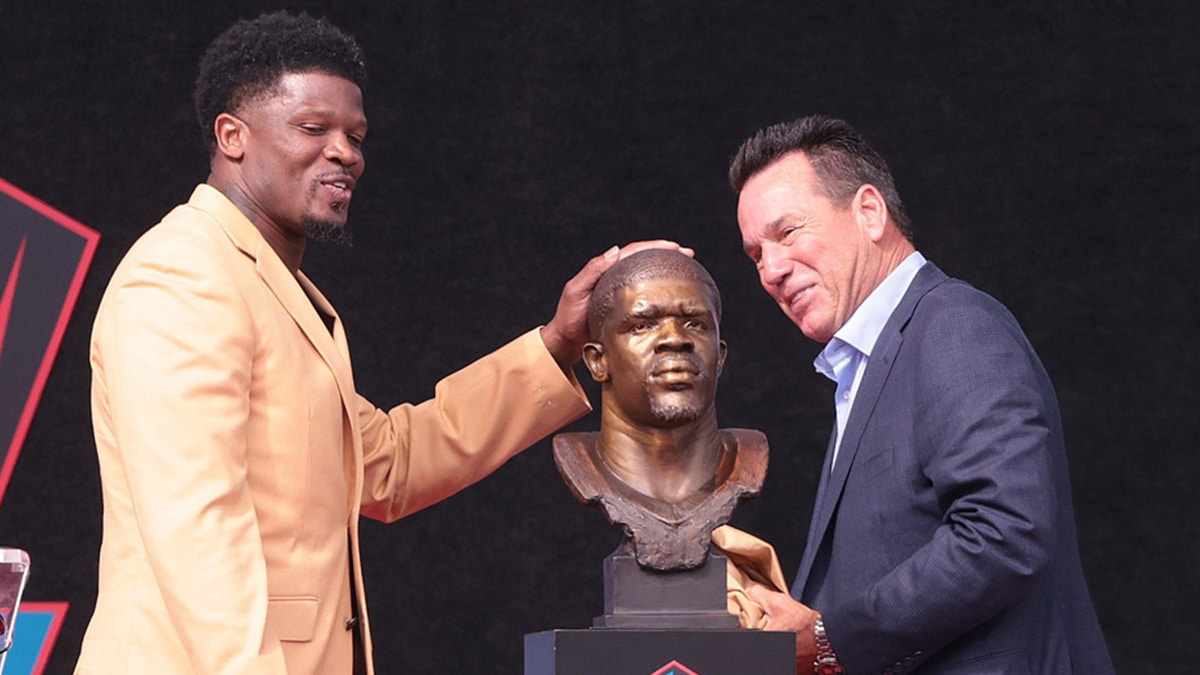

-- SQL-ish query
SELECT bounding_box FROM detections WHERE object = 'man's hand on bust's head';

[542,241,693,370]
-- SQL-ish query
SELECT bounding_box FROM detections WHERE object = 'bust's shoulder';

[720,429,768,492]
[552,431,599,455]
[552,432,605,501]
[721,428,768,454]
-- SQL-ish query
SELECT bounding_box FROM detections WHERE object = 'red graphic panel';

[0,178,99,508]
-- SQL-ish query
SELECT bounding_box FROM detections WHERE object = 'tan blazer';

[77,185,590,674]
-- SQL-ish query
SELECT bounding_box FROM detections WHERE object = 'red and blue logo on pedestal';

[649,660,702,675]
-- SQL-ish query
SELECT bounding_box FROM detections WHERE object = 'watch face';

[816,655,845,675]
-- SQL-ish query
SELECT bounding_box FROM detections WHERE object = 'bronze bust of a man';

[554,249,767,571]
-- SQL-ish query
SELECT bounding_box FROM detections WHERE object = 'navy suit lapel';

[793,263,949,599]
[794,427,837,594]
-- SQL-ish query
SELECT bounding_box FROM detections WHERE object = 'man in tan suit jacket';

[76,12,689,675]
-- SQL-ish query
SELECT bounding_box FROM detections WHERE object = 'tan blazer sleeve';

[357,328,591,522]
[91,226,287,673]
[712,525,790,630]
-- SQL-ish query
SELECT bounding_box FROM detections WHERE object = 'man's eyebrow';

[624,302,711,320]
[762,215,790,238]
[743,215,790,256]
[624,306,663,320]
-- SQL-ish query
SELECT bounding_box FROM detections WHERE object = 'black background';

[2,1,1197,673]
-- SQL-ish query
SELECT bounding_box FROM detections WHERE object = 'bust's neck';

[595,410,723,503]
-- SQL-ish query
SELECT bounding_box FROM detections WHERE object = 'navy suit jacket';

[792,263,1113,674]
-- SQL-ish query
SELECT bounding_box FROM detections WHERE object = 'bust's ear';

[582,342,609,383]
[716,339,728,377]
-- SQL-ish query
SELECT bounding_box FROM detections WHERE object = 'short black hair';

[729,115,912,241]
[193,11,366,152]
[588,249,722,340]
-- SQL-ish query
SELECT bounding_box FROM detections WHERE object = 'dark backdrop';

[2,1,1197,673]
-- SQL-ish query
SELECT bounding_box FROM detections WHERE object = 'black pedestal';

[595,549,737,629]
[524,628,796,674]
[526,546,795,674]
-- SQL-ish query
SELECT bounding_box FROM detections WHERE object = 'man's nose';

[759,242,790,288]
[655,319,694,351]
[325,135,363,168]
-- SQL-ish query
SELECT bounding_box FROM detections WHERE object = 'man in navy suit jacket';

[729,115,1113,674]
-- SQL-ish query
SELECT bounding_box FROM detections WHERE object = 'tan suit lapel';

[293,272,372,667]
[295,273,366,515]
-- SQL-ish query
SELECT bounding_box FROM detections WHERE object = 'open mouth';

[783,284,815,314]
[320,174,356,203]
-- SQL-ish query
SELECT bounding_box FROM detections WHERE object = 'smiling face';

[223,71,367,240]
[737,151,879,344]
[585,277,727,429]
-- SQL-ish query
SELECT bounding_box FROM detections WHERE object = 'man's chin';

[303,218,354,247]
[649,403,702,426]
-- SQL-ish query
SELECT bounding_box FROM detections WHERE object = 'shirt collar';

[815,251,927,378]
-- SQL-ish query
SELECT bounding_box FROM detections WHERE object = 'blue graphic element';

[2,609,54,675]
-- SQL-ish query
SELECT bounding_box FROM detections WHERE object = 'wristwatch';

[813,615,845,675]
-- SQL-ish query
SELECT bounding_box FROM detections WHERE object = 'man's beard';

[303,217,354,247]
[647,399,703,425]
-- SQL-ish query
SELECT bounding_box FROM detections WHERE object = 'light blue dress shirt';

[814,251,927,470]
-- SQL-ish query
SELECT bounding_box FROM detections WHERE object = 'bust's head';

[584,250,727,429]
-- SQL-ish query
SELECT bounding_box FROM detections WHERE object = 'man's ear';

[716,339,728,377]
[582,342,609,383]
[214,112,248,161]
[853,183,889,242]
